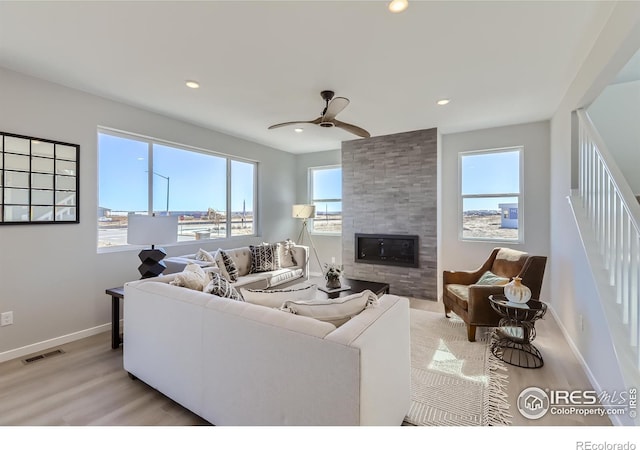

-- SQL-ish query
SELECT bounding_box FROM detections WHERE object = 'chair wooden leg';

[444,303,451,318]
[467,325,476,342]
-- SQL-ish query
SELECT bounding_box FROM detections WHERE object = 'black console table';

[106,286,124,349]
[489,294,548,368]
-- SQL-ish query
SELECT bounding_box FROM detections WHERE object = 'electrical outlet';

[1,311,13,327]
[331,256,336,264]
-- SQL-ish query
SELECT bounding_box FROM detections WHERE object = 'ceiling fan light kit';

[268,90,371,138]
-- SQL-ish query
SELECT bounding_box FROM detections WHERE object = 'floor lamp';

[292,204,323,275]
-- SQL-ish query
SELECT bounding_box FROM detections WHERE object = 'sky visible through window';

[99,133,254,213]
[461,150,520,211]
[313,167,342,213]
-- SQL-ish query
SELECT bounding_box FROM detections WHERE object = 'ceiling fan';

[268,90,371,138]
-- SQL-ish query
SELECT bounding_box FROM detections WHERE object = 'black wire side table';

[489,294,548,368]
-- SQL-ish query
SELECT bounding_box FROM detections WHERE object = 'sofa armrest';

[443,269,482,286]
[290,244,309,278]
[325,295,411,425]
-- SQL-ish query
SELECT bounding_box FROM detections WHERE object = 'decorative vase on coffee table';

[504,276,532,305]
[326,277,341,290]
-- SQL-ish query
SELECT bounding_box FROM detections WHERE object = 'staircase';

[569,109,640,399]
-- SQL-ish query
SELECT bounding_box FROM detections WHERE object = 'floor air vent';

[22,349,65,364]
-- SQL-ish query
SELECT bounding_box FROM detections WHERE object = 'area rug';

[404,308,512,426]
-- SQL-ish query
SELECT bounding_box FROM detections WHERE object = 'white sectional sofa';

[123,273,412,426]
[164,243,309,290]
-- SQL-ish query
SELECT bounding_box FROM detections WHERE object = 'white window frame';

[97,127,258,251]
[308,164,342,235]
[458,146,524,243]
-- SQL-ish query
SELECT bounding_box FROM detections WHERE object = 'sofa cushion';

[250,243,280,273]
[169,263,211,291]
[216,249,239,282]
[280,290,379,327]
[476,270,509,286]
[232,273,271,290]
[240,284,317,308]
[266,267,304,287]
[445,284,470,311]
[204,272,243,301]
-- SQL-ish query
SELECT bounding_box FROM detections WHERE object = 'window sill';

[310,232,342,238]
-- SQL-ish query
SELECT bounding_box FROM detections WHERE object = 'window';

[309,165,341,234]
[459,147,522,242]
[98,129,256,249]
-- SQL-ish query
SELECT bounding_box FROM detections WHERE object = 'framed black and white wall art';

[1,131,79,224]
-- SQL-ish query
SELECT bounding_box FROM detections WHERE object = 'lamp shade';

[292,204,316,219]
[127,214,178,246]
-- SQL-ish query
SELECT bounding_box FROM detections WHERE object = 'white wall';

[587,80,640,194]
[294,149,342,276]
[0,68,297,358]
[440,121,551,301]
[548,2,640,425]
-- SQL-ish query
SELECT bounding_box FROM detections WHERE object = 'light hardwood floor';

[0,299,611,426]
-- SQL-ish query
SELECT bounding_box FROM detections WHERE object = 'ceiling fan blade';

[268,118,321,130]
[322,97,349,121]
[333,119,371,138]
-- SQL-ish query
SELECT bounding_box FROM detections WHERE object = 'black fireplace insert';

[355,233,419,268]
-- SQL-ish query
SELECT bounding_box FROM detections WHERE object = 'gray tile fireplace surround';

[342,128,437,299]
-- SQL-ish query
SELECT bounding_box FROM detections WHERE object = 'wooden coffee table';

[311,277,390,299]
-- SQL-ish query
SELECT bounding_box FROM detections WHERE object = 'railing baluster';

[604,178,611,270]
[617,200,623,304]
[630,230,638,347]
[622,212,630,321]
[580,123,585,201]
[611,193,618,286]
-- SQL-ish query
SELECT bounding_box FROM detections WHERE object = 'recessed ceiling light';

[437,99,451,106]
[185,80,200,89]
[294,128,304,133]
[388,0,408,13]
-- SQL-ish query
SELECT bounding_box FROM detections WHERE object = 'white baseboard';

[0,322,115,364]
[547,305,623,426]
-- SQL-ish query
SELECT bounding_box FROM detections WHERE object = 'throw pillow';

[250,243,280,273]
[195,248,216,264]
[240,284,317,308]
[215,249,238,282]
[169,263,210,291]
[203,272,243,301]
[280,290,379,327]
[278,239,297,268]
[476,271,510,286]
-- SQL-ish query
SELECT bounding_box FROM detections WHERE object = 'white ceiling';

[0,1,617,154]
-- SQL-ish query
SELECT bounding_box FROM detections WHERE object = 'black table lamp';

[127,214,178,278]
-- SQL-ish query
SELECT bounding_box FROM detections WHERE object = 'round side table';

[489,294,548,368]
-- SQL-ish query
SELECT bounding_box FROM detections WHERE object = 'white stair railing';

[576,109,640,370]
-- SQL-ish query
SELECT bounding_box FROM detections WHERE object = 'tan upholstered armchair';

[442,248,547,342]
